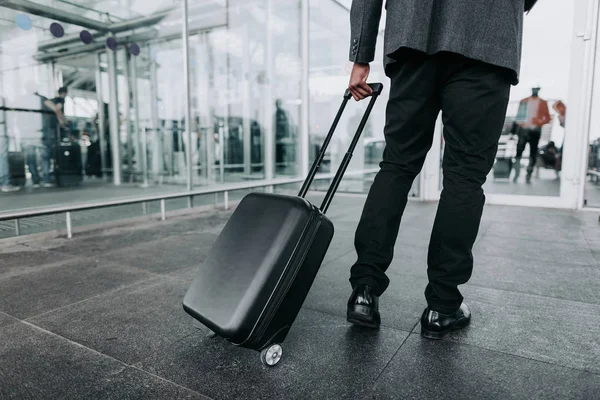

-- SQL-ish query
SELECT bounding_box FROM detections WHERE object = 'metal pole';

[224,190,229,210]
[263,0,274,181]
[124,49,133,182]
[130,51,142,180]
[14,219,20,236]
[106,42,122,186]
[95,53,107,180]
[300,0,310,179]
[141,127,149,187]
[160,199,166,220]
[149,44,162,178]
[218,122,225,183]
[182,0,194,190]
[242,23,251,176]
[66,212,72,238]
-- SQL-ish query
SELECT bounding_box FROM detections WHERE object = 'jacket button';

[353,38,358,44]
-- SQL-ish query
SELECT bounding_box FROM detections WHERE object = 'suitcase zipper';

[245,207,322,346]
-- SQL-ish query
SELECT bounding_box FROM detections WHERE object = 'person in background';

[28,86,68,188]
[0,136,20,192]
[80,130,91,177]
[345,0,537,339]
[513,86,552,184]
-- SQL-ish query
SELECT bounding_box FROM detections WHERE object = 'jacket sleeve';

[349,0,384,64]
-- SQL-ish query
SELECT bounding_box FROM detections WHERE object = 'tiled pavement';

[0,193,599,399]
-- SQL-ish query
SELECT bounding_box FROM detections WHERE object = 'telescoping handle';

[297,82,383,213]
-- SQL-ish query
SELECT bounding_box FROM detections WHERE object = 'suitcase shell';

[493,158,512,179]
[55,143,83,186]
[183,192,333,349]
[8,152,26,187]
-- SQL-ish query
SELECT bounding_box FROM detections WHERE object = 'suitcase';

[493,158,512,179]
[8,152,26,187]
[183,83,384,367]
[54,141,83,187]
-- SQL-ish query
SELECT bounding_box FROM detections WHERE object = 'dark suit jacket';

[349,0,528,84]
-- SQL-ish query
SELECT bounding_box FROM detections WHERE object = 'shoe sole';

[420,321,470,340]
[347,308,381,329]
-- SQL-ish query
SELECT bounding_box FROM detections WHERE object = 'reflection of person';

[28,86,68,187]
[0,136,21,192]
[553,100,566,128]
[275,99,290,169]
[80,131,90,176]
[513,87,551,183]
[345,0,532,339]
[537,141,560,180]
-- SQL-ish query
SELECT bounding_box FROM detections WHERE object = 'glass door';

[424,0,597,209]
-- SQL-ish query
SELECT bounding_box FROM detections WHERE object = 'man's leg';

[513,133,527,182]
[26,146,40,185]
[350,52,441,296]
[41,145,51,185]
[526,129,541,183]
[0,136,9,187]
[425,55,511,315]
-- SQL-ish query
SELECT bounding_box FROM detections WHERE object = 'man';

[513,87,552,183]
[346,0,536,339]
[29,86,68,187]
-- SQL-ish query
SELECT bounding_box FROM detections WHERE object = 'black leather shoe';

[347,284,380,329]
[420,303,471,340]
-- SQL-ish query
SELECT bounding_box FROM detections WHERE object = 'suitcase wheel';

[260,343,283,367]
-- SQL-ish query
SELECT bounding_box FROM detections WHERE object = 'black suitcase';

[55,142,83,187]
[493,158,512,180]
[183,83,383,366]
[8,152,26,187]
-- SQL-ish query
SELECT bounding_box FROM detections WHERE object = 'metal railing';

[0,169,378,239]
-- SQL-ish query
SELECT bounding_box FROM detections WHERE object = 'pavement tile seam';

[461,282,600,309]
[372,320,421,385]
[9,320,213,400]
[126,365,214,400]
[0,310,20,324]
[22,276,164,322]
[0,257,82,282]
[404,331,600,378]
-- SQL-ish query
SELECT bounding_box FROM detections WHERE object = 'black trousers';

[515,127,542,174]
[350,50,512,314]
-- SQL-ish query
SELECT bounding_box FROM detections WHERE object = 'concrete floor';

[0,194,599,399]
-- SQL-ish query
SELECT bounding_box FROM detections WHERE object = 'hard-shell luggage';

[183,83,384,367]
[54,141,83,187]
[8,152,26,187]
[493,135,517,181]
[493,158,512,179]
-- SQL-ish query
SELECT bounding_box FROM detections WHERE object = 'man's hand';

[348,63,372,101]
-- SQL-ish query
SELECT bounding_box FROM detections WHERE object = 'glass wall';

[1,0,596,235]
[307,0,419,197]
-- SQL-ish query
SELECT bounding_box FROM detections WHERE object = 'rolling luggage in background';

[493,158,512,179]
[55,141,83,187]
[183,83,384,367]
[493,136,517,180]
[8,152,26,187]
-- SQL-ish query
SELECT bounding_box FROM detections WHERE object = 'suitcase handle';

[343,82,384,99]
[297,82,384,213]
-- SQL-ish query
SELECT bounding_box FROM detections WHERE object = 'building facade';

[0,0,599,235]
